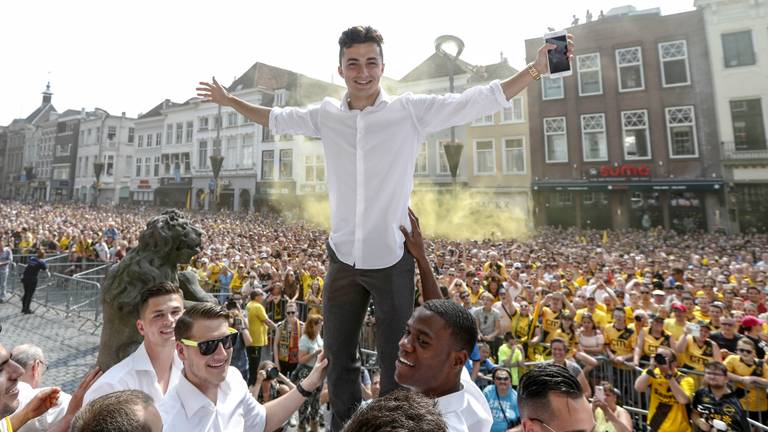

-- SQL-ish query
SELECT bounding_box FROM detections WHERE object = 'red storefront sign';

[599,164,651,177]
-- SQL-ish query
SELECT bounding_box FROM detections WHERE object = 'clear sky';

[1,0,695,125]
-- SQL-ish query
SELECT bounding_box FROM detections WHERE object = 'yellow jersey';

[509,310,532,343]
[663,319,687,342]
[246,301,270,347]
[724,355,768,412]
[540,307,563,343]
[646,369,695,432]
[640,331,672,360]
[603,325,637,357]
[680,335,716,372]
[575,308,609,330]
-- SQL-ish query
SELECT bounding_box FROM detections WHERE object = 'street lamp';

[93,160,104,207]
[209,154,224,211]
[435,35,465,191]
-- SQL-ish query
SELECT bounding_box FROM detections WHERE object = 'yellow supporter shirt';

[680,335,716,372]
[207,263,222,284]
[692,307,710,322]
[468,288,486,307]
[640,332,672,360]
[59,236,71,251]
[230,271,245,294]
[724,354,768,412]
[509,311,532,343]
[663,319,687,342]
[246,300,270,347]
[540,307,563,343]
[603,325,637,357]
[646,369,695,432]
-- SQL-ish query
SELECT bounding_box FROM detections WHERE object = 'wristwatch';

[296,381,314,398]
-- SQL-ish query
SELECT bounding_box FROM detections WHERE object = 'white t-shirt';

[16,382,71,432]
[299,335,323,367]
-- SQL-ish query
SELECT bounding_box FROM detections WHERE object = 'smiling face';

[0,345,24,417]
[338,42,384,107]
[138,294,184,348]
[178,318,232,390]
[395,308,465,397]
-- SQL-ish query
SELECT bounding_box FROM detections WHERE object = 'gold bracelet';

[527,63,542,81]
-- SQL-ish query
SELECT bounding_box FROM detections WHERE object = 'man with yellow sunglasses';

[159,302,328,431]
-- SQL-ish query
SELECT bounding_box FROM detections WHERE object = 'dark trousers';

[21,279,37,312]
[246,346,263,386]
[324,243,415,432]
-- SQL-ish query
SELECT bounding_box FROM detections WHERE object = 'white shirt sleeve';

[406,80,511,134]
[268,105,321,137]
[242,390,267,432]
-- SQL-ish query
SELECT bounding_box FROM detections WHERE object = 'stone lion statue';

[97,209,216,371]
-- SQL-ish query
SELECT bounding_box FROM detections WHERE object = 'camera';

[266,366,279,380]
[654,353,667,365]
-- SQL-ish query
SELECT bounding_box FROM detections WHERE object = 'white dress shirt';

[270,82,512,269]
[84,341,183,404]
[158,366,266,432]
[16,382,71,432]
[436,368,494,432]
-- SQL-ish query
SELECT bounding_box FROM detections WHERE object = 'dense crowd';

[1,201,768,431]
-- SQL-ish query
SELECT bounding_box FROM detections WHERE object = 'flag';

[602,230,608,245]
[186,190,191,209]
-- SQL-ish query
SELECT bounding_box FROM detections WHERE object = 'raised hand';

[533,34,575,75]
[196,77,232,106]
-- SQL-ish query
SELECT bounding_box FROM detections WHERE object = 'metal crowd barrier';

[8,262,102,327]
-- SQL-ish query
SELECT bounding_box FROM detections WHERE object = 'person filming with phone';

[592,381,632,432]
[634,347,696,432]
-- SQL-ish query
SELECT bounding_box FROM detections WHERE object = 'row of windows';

[543,106,698,163]
[472,96,525,125]
[542,40,691,100]
[77,155,117,177]
[415,138,526,176]
[134,153,191,178]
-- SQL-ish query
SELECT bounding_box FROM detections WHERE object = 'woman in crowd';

[634,314,672,367]
[592,381,632,432]
[295,314,324,432]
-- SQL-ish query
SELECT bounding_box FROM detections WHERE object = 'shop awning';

[532,180,724,192]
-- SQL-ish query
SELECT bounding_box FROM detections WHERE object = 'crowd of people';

[1,201,768,431]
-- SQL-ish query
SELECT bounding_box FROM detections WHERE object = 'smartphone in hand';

[594,385,605,402]
[544,30,572,77]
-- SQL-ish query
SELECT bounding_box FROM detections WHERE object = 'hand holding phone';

[594,385,605,402]
[544,30,572,77]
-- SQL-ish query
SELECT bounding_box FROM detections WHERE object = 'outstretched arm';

[400,208,442,301]
[500,35,575,101]
[197,77,271,127]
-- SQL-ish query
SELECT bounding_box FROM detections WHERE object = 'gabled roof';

[58,109,81,117]
[25,103,56,125]
[399,52,476,82]
[468,60,518,84]
[139,99,182,119]
[227,62,344,105]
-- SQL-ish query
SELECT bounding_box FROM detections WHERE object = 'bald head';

[10,344,46,388]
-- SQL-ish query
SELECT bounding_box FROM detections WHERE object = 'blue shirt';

[482,385,519,432]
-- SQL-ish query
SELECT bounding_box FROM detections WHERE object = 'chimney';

[122,112,126,118]
[81,107,86,118]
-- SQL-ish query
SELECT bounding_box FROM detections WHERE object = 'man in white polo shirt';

[198,25,573,430]
[85,282,184,404]
[159,302,328,431]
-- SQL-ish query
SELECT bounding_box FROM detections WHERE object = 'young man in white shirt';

[395,299,493,432]
[158,302,328,432]
[198,26,573,430]
[85,282,184,404]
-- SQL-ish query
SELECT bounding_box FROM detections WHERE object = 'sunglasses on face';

[181,327,238,355]
[286,311,296,315]
[494,376,510,382]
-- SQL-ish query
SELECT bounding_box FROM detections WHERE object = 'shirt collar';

[435,383,468,415]
[339,87,391,112]
[176,368,234,418]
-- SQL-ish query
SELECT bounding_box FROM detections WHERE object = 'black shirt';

[691,386,750,432]
[710,331,742,354]
[22,257,47,281]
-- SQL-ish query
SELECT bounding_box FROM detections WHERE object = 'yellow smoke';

[284,189,531,241]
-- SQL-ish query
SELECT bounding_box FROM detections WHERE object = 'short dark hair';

[70,390,155,432]
[341,389,447,432]
[338,26,384,66]
[139,282,183,317]
[518,363,584,419]
[174,302,229,341]
[704,361,727,375]
[421,299,477,354]
[550,338,568,350]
